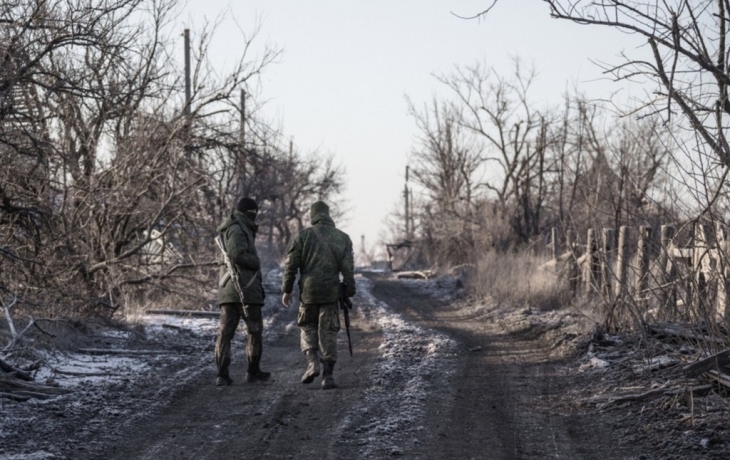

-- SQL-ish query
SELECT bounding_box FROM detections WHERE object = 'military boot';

[216,376,232,386]
[321,361,336,390]
[301,350,321,384]
[215,371,233,387]
[245,370,271,382]
[245,359,271,382]
[245,343,271,383]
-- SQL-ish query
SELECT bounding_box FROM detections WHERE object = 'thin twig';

[451,0,498,20]
[2,295,18,338]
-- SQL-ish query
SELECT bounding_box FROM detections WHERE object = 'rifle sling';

[220,224,260,291]
[219,269,259,290]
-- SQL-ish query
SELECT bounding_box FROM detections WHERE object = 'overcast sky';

[179,0,645,257]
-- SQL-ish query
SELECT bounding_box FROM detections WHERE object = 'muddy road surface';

[3,273,644,459]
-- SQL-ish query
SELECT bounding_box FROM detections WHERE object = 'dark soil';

[367,277,639,460]
[3,273,729,459]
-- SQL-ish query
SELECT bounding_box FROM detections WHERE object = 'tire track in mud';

[337,277,459,458]
[368,275,641,460]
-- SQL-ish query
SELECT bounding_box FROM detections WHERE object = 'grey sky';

[180,0,644,256]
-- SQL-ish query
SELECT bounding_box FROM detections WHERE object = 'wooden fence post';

[637,225,652,299]
[715,223,729,322]
[659,225,676,312]
[566,230,579,295]
[602,228,616,300]
[615,226,629,299]
[584,228,599,294]
[692,222,712,310]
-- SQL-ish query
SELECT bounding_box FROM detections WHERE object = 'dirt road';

[367,277,640,460]
[2,273,646,459]
[99,273,641,460]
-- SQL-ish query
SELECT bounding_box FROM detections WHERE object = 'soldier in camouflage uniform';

[281,201,355,390]
[215,197,270,386]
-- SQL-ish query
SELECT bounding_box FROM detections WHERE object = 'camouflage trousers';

[215,303,264,377]
[297,302,340,362]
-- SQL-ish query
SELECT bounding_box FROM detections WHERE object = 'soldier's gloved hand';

[344,296,353,310]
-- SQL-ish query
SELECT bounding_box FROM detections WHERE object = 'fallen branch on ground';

[0,391,37,402]
[396,270,436,280]
[78,348,177,355]
[684,349,730,377]
[631,355,680,374]
[3,316,36,352]
[0,357,33,381]
[0,373,73,401]
[587,384,713,406]
[52,368,120,377]
[646,323,725,345]
[145,309,219,318]
[0,390,61,401]
[2,295,18,337]
[704,370,730,390]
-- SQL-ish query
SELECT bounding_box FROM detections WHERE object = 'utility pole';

[240,89,246,147]
[184,29,191,116]
[409,188,414,240]
[182,28,192,161]
[268,206,274,257]
[404,166,410,240]
[239,89,247,193]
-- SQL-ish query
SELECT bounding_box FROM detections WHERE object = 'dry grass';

[468,250,574,311]
[466,245,730,345]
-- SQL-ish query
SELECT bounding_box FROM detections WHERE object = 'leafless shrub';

[0,0,345,318]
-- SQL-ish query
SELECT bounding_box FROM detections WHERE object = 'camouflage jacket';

[217,210,265,306]
[282,213,356,304]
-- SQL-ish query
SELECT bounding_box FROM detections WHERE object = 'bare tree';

[407,96,483,263]
[535,1,730,169]
[555,101,674,232]
[436,60,558,245]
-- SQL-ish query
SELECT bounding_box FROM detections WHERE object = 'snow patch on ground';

[142,316,219,335]
[0,452,58,460]
[34,352,149,387]
[21,316,219,391]
[397,276,461,302]
[0,315,214,459]
[341,276,459,457]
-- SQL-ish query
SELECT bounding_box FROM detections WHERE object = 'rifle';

[338,282,353,356]
[214,234,247,320]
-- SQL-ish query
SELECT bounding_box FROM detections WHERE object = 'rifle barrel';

[339,282,353,357]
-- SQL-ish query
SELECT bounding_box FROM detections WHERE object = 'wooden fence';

[551,223,730,322]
